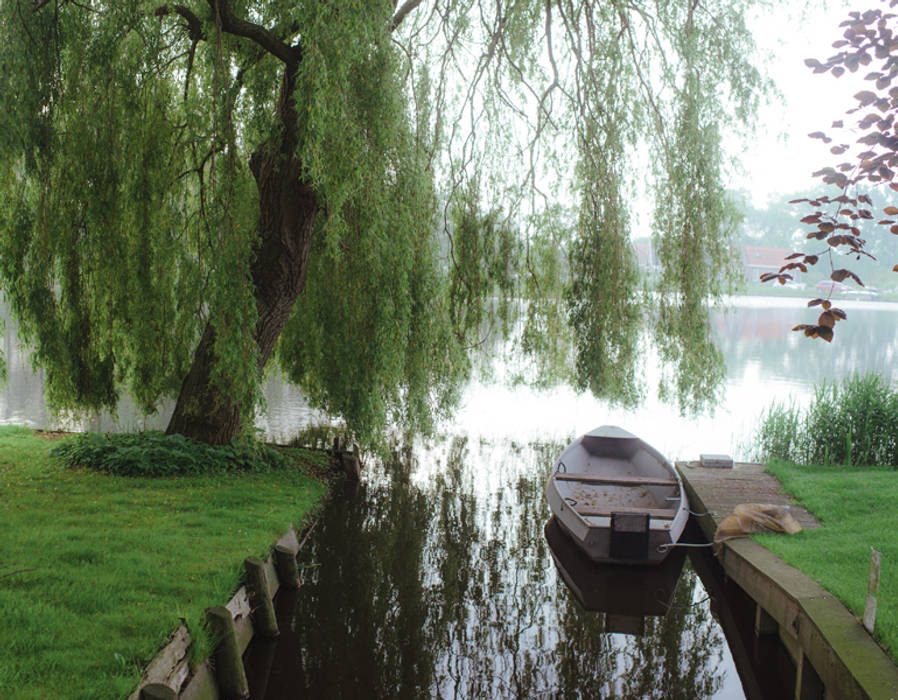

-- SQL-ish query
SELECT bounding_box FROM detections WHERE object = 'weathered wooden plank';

[179,662,219,700]
[225,586,252,620]
[554,472,676,486]
[224,586,255,656]
[575,504,678,518]
[127,625,192,700]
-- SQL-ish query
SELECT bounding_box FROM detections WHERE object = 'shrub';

[752,373,898,467]
[51,431,293,477]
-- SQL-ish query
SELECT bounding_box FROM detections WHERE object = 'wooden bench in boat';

[553,471,677,487]
[573,504,679,519]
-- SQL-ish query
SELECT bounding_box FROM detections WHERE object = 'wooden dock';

[677,459,898,700]
[676,460,820,534]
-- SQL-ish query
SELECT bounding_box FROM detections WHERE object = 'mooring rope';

[657,541,715,551]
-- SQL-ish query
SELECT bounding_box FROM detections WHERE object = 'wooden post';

[273,544,300,589]
[754,603,778,636]
[244,556,279,638]
[863,547,881,634]
[140,683,177,700]
[205,606,249,700]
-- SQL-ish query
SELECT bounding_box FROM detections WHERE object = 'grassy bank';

[757,459,897,662]
[0,426,329,699]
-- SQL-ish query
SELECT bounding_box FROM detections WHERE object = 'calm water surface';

[244,438,796,699]
[2,297,896,698]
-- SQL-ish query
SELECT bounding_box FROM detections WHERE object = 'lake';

[3,296,896,698]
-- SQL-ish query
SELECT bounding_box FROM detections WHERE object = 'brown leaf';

[817,326,834,342]
[808,298,832,310]
[885,206,898,214]
[831,308,847,320]
[804,255,819,265]
[818,311,836,328]
[831,269,851,282]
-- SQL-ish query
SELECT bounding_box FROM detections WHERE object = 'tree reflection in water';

[245,436,737,699]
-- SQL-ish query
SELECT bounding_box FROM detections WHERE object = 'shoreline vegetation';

[757,460,897,664]
[0,426,329,699]
[4,366,898,696]
[752,372,898,663]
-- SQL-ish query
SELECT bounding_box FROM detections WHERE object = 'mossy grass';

[758,459,898,663]
[0,426,330,699]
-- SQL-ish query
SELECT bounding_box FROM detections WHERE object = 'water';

[243,438,793,699]
[2,296,896,698]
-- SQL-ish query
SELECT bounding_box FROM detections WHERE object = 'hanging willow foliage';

[0,0,767,448]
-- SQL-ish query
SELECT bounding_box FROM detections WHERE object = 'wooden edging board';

[678,464,898,700]
[128,525,307,700]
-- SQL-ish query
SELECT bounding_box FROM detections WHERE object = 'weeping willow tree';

[0,0,764,448]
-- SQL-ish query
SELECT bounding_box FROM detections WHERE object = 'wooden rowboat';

[544,425,689,565]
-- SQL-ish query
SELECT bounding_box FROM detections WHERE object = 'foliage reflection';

[246,437,736,698]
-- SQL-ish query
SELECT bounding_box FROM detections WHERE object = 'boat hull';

[545,425,689,566]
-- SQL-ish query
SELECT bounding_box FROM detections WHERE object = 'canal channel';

[243,437,796,699]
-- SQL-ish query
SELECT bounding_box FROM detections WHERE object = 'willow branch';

[391,0,424,32]
[154,4,205,43]
[207,0,299,65]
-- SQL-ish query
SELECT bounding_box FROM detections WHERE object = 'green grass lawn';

[758,459,897,662]
[0,426,330,699]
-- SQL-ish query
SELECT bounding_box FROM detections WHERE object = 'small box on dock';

[699,453,734,469]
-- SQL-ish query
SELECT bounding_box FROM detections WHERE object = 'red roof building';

[742,245,792,282]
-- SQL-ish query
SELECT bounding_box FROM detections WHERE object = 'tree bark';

[165,68,317,444]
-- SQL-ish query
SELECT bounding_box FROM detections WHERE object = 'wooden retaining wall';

[129,446,360,700]
[128,525,311,700]
[678,460,898,700]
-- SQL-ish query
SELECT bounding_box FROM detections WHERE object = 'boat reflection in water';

[243,437,800,699]
[544,516,686,636]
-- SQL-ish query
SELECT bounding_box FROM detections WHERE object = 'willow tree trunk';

[165,70,316,445]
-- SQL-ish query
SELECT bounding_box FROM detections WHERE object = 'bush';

[51,431,293,477]
[752,373,898,467]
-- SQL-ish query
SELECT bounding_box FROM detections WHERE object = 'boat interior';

[552,435,681,519]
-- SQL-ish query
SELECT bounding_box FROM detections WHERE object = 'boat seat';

[553,471,677,487]
[573,504,679,519]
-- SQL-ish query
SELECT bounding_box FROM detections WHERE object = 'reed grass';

[0,426,329,699]
[752,373,898,467]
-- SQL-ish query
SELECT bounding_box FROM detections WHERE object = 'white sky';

[734,1,872,206]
